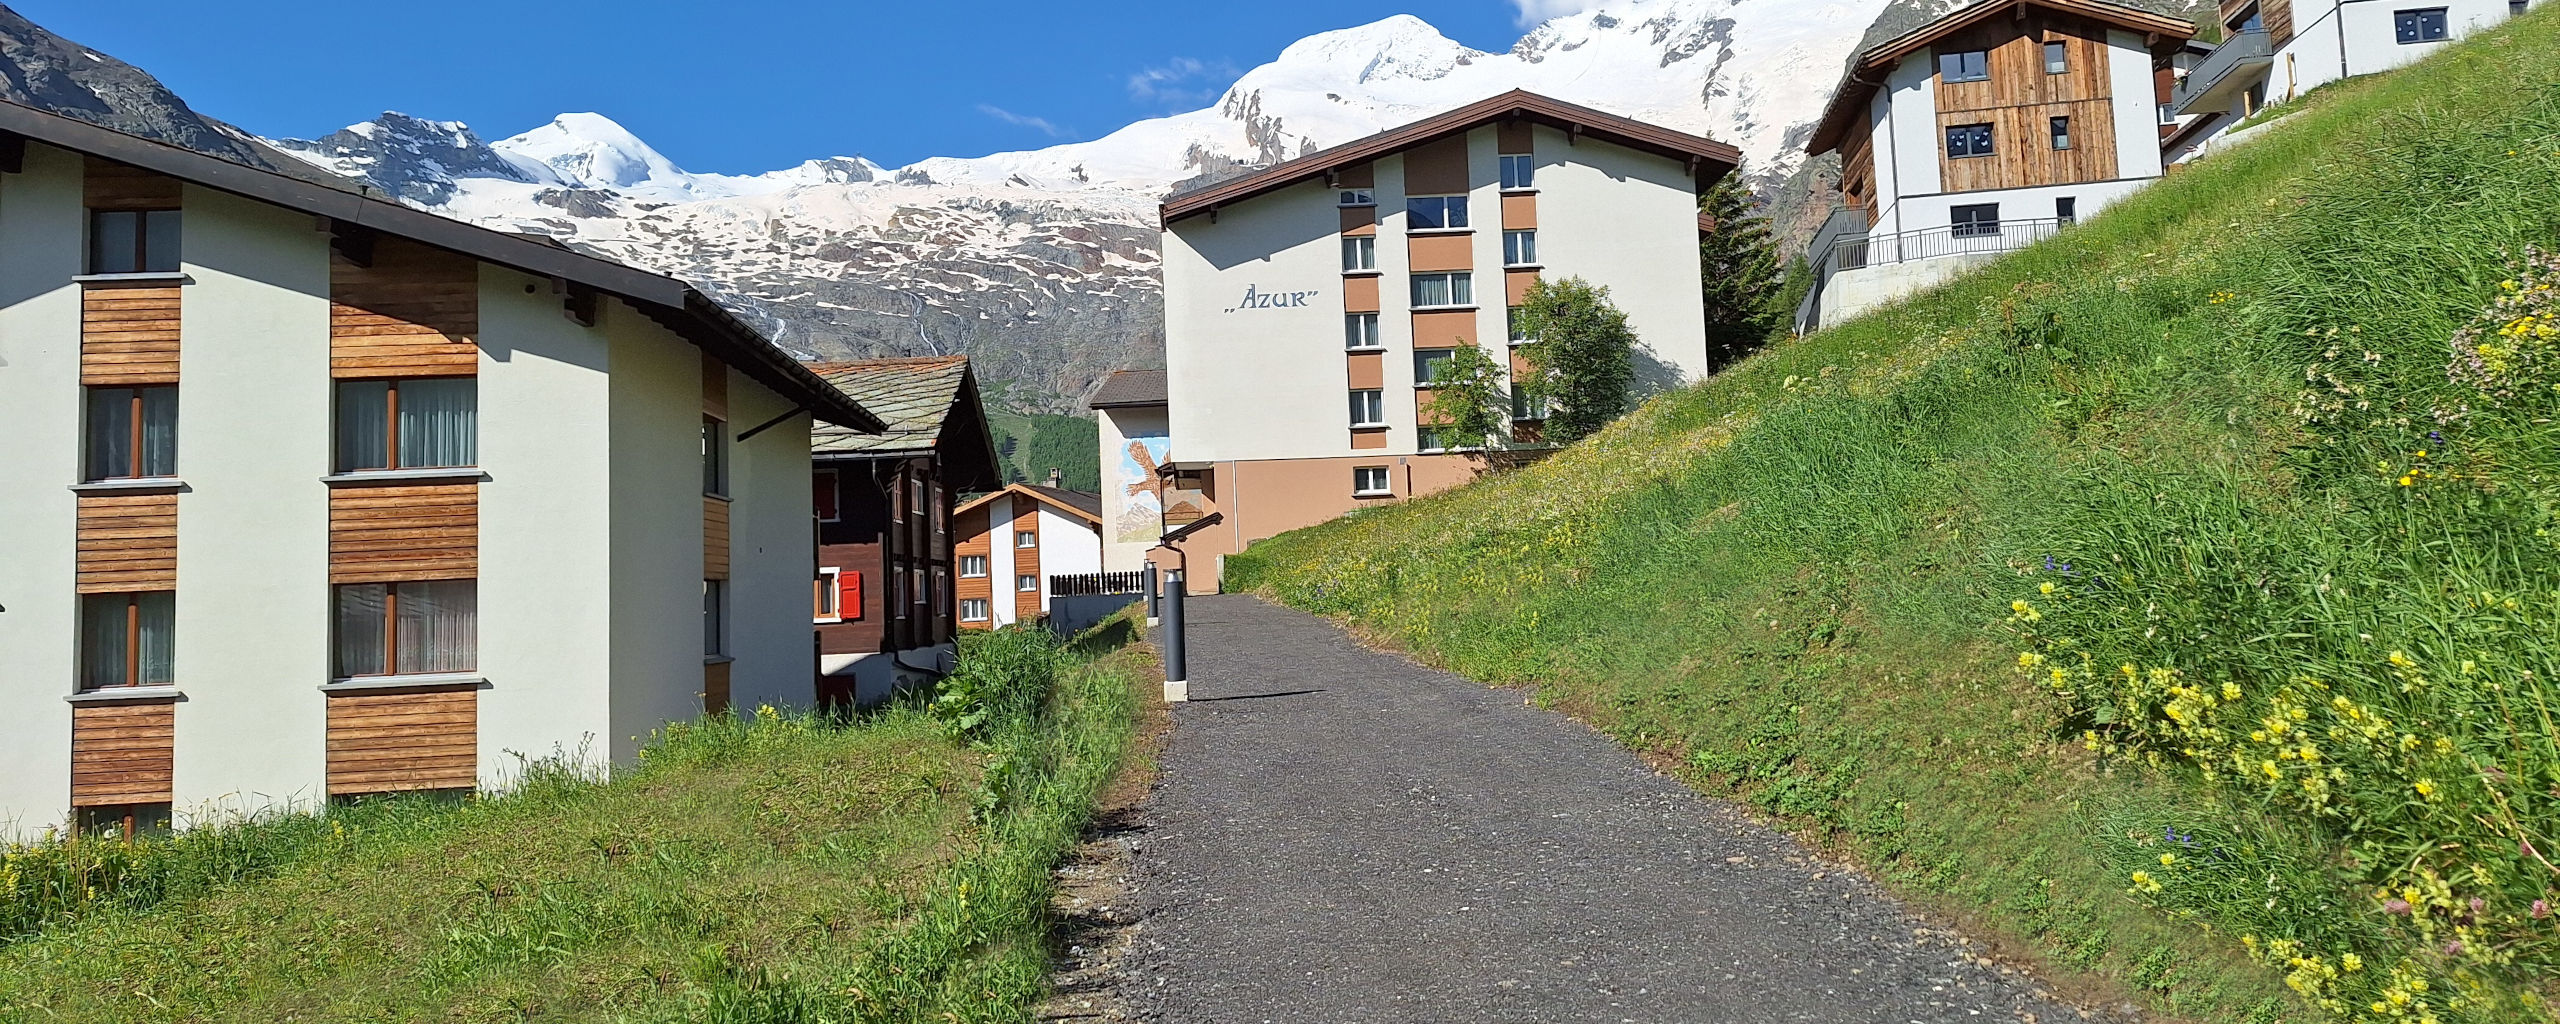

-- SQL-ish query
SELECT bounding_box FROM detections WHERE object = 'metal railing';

[1051,571,1149,597]
[1797,215,2070,333]
[2171,30,2272,115]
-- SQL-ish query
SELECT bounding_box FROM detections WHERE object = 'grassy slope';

[1233,11,2560,1023]
[0,627,1157,1023]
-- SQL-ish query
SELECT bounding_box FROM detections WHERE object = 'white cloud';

[1510,0,1604,28]
[1126,57,1238,110]
[976,104,1067,138]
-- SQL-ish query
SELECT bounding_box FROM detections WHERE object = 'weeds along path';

[1122,595,2114,1024]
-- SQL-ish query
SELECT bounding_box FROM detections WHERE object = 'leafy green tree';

[1422,344,1510,451]
[1697,174,1786,369]
[1517,276,1637,444]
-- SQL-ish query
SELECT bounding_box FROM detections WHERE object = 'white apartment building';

[2173,0,2541,136]
[0,99,880,838]
[1799,0,2198,330]
[1118,91,1737,588]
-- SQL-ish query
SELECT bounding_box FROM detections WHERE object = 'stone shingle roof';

[809,356,974,455]
[1088,368,1167,410]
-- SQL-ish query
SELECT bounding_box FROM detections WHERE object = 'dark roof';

[0,97,881,433]
[1087,369,1168,410]
[1806,0,2197,157]
[807,356,977,455]
[1158,90,1742,228]
[957,483,1103,525]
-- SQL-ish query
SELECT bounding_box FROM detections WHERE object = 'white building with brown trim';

[1132,91,1738,589]
[952,482,1105,629]
[1799,0,2197,330]
[0,100,881,838]
[2170,0,2540,144]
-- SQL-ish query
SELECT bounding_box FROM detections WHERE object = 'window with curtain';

[1341,235,1376,272]
[1414,348,1458,386]
[1499,155,1535,191]
[87,209,181,275]
[81,591,175,690]
[1503,230,1538,266]
[335,378,475,472]
[1411,272,1474,309]
[83,385,178,481]
[333,580,476,677]
[1345,312,1382,350]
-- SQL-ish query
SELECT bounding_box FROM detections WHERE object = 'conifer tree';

[1697,174,1786,369]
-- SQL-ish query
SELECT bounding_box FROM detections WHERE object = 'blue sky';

[15,0,1573,174]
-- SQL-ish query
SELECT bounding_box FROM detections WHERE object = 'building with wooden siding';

[1799,0,2197,330]
[0,99,883,838]
[953,481,1104,629]
[807,357,1002,708]
[2170,0,2540,139]
[1140,91,1738,592]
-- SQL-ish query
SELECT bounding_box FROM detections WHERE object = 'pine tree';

[1697,174,1785,370]
[1516,276,1637,444]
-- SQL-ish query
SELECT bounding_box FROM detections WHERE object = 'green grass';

[1231,9,2560,1023]
[0,623,1156,1022]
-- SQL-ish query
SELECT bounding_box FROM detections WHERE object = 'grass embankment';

[0,621,1156,1022]
[1232,11,2560,1023]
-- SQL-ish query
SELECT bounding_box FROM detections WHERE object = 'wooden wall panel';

[953,503,994,630]
[1404,136,1471,195]
[325,688,477,796]
[1407,233,1473,273]
[1934,15,2111,114]
[1497,121,1534,154]
[84,157,182,210]
[2264,0,2293,46]
[1346,352,1385,390]
[72,701,177,806]
[331,239,478,379]
[1411,310,1478,348]
[1506,269,1541,306]
[1350,430,1387,450]
[1930,10,2124,194]
[1336,162,1374,189]
[81,287,181,386]
[704,497,731,580]
[1011,505,1041,623]
[1340,207,1376,235]
[1501,194,1538,229]
[704,662,732,715]
[76,493,177,593]
[1344,276,1380,313]
[329,484,476,584]
[1937,99,2118,194]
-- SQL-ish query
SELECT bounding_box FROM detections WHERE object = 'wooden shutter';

[325,688,476,796]
[703,496,730,579]
[839,571,863,622]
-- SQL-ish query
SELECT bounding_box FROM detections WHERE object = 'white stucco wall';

[0,144,88,838]
[1875,52,1943,235]
[605,301,718,762]
[2272,0,2532,101]
[1163,178,1365,464]
[1530,125,1712,390]
[985,493,1018,627]
[1035,509,1103,618]
[2106,31,2167,181]
[1097,405,1167,572]
[723,365,817,713]
[477,266,615,780]
[168,187,335,824]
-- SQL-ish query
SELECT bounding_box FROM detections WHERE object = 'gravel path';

[1117,595,2120,1024]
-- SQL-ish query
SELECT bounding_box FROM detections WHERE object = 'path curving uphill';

[1116,595,2129,1024]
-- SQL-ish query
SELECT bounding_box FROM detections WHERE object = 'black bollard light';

[1161,568,1188,702]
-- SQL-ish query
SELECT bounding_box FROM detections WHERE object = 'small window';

[80,591,175,690]
[1338,188,1375,207]
[702,417,729,496]
[1503,229,1538,267]
[333,579,476,677]
[933,486,945,532]
[336,378,477,473]
[1938,50,1990,83]
[934,568,948,614]
[2050,116,2073,151]
[2159,103,2178,125]
[960,598,990,622]
[814,567,842,622]
[1406,195,1470,230]
[2056,196,2078,225]
[1349,389,1386,428]
[1414,348,1458,387]
[1345,312,1382,350]
[1341,235,1376,272]
[2394,8,2450,42]
[960,554,988,578]
[1417,428,1447,454]
[1353,466,1390,496]
[1018,574,1038,593]
[1499,154,1535,190]
[1410,272,1474,309]
[1016,530,1037,548]
[1950,203,2002,239]
[83,385,178,481]
[87,209,181,276]
[1511,386,1546,421]
[813,469,840,523]
[1508,307,1539,346]
[908,477,925,518]
[2043,41,2069,74]
[1945,123,1995,159]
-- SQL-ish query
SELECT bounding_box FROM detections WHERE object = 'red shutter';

[840,571,862,621]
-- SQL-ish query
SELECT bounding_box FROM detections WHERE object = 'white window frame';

[1017,574,1039,594]
[1345,312,1383,351]
[1016,529,1037,549]
[1405,194,1470,232]
[1413,348,1457,388]
[814,566,843,623]
[1341,235,1377,273]
[960,554,988,578]
[1349,389,1386,428]
[1410,272,1475,310]
[960,598,990,623]
[1503,229,1537,267]
[1498,154,1534,191]
[1352,466,1391,497]
[1337,188,1375,207]
[1417,428,1448,454]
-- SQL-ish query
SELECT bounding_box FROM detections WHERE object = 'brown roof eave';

[1159,90,1741,228]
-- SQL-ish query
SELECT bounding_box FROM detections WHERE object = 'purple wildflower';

[2445,940,2466,956]
[2385,898,2413,915]
[2534,899,2551,919]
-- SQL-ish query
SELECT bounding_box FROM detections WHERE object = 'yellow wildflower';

[2415,778,2438,798]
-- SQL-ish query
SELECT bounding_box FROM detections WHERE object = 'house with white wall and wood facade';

[1798,0,2198,331]
[0,98,885,840]
[2171,0,2542,145]
[953,483,1105,630]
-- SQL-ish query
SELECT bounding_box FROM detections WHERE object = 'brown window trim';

[343,377,475,473]
[87,208,179,276]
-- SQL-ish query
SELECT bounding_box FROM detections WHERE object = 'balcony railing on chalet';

[2172,29,2273,116]
[1051,571,1149,597]
[1796,214,2071,333]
